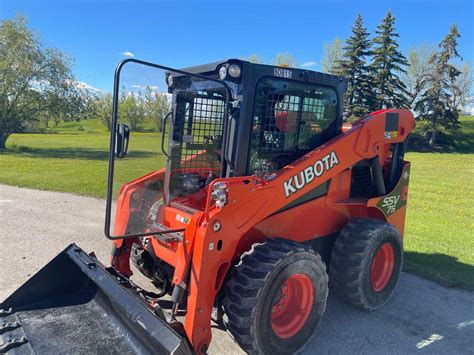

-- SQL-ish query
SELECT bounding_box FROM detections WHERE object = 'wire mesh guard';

[259,93,329,153]
[179,91,226,173]
[250,90,335,177]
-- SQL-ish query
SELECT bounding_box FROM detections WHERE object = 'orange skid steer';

[1,59,415,354]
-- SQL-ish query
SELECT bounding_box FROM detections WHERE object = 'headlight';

[211,181,228,208]
[228,64,241,78]
[213,181,228,191]
[166,74,173,86]
[218,66,227,80]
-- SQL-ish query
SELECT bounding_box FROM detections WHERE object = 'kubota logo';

[283,152,339,198]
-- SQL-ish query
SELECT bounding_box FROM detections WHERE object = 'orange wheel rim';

[370,243,395,292]
[271,274,314,339]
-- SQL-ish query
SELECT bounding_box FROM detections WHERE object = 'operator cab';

[106,59,347,239]
[175,60,347,178]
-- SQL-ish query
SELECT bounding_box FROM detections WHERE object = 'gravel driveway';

[1,184,473,354]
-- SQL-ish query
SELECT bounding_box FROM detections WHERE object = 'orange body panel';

[112,109,416,353]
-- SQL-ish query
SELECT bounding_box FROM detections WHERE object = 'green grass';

[404,152,474,290]
[1,117,473,290]
[1,119,166,197]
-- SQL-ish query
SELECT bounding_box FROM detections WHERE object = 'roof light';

[228,64,241,78]
[166,74,173,87]
[218,66,227,80]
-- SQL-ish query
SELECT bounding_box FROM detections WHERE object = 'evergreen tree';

[415,25,461,146]
[370,10,409,110]
[337,15,374,120]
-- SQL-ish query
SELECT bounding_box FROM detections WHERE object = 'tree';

[92,93,113,129]
[337,14,374,120]
[0,15,86,148]
[448,61,473,115]
[245,54,263,64]
[273,53,298,67]
[144,86,170,132]
[119,89,145,131]
[370,11,409,110]
[402,45,436,108]
[321,38,343,74]
[415,25,462,146]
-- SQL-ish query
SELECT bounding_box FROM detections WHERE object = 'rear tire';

[223,239,328,355]
[329,219,403,311]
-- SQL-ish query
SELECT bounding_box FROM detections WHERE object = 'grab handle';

[161,111,172,159]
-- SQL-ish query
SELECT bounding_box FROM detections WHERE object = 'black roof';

[180,59,344,82]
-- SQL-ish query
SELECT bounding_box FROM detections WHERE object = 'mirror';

[115,123,130,158]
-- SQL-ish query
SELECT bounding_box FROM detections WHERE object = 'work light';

[166,74,173,87]
[218,66,227,80]
[228,64,241,78]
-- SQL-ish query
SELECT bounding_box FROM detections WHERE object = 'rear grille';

[350,165,376,198]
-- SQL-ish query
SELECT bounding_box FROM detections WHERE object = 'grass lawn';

[404,152,474,290]
[1,119,166,197]
[1,117,473,290]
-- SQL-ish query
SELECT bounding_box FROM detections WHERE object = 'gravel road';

[0,184,473,354]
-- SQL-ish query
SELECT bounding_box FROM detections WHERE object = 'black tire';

[223,238,328,355]
[329,218,403,311]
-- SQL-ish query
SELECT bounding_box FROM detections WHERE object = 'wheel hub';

[271,274,314,339]
[370,242,395,292]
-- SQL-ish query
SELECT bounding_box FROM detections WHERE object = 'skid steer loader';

[1,58,415,354]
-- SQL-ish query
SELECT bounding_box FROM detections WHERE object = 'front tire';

[223,239,328,354]
[329,219,403,311]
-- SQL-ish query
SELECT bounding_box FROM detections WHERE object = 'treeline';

[1,13,472,150]
[92,88,170,132]
[324,11,470,146]
[248,11,472,146]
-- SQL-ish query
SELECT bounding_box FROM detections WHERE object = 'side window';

[298,96,337,149]
[249,78,338,178]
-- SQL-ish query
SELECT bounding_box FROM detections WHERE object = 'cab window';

[249,77,338,178]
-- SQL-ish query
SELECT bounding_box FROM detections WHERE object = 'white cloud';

[122,51,135,57]
[300,61,316,68]
[131,84,161,92]
[74,81,103,94]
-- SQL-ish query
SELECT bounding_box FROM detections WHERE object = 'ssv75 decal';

[283,152,339,197]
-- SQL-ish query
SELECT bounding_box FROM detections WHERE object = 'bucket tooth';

[0,335,28,353]
[0,320,21,335]
[0,309,12,318]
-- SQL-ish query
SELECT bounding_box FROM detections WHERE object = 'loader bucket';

[0,244,191,354]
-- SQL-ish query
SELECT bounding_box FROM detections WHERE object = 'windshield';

[167,77,227,211]
[105,59,229,239]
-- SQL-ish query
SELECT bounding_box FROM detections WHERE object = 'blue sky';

[1,0,473,92]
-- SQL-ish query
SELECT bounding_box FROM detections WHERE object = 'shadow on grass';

[404,251,474,291]
[3,146,157,161]
[407,118,474,154]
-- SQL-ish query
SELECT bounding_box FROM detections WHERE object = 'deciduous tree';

[0,15,87,148]
[245,54,263,64]
[273,53,298,67]
[144,86,170,132]
[321,38,343,75]
[402,45,436,108]
[92,93,113,129]
[119,89,145,131]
